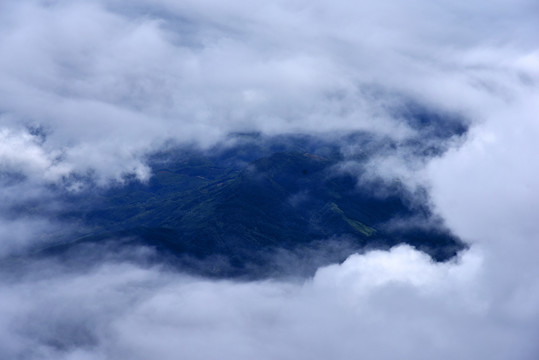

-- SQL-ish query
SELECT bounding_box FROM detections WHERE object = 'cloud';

[0,128,70,182]
[0,0,535,184]
[0,0,538,359]
[426,89,539,322]
[0,244,536,360]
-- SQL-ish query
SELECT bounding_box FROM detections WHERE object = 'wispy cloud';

[1,0,536,183]
[1,244,537,360]
[1,0,538,358]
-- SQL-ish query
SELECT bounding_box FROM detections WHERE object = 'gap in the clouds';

[18,116,469,279]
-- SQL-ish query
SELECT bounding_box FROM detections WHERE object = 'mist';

[1,0,538,359]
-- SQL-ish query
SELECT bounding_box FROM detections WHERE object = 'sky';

[1,0,539,359]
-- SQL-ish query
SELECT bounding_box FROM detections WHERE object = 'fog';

[1,0,538,359]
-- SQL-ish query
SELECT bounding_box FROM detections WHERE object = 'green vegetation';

[53,139,465,277]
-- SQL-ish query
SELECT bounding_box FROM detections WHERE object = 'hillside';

[44,135,465,277]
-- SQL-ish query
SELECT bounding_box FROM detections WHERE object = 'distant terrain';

[36,130,466,278]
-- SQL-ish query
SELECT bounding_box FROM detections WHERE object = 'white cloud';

[0,0,539,359]
[0,244,536,360]
[0,128,69,181]
[0,0,535,184]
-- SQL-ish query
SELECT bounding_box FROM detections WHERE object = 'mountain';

[43,134,465,278]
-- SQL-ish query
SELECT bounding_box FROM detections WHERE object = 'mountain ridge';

[39,136,466,278]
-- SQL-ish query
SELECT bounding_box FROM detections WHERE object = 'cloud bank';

[1,0,539,359]
[1,0,536,183]
[1,244,537,360]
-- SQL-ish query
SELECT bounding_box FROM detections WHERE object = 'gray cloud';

[0,244,537,360]
[1,0,539,358]
[1,0,536,184]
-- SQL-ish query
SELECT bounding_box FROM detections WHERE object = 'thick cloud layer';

[1,0,537,183]
[1,0,539,359]
[1,245,537,360]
